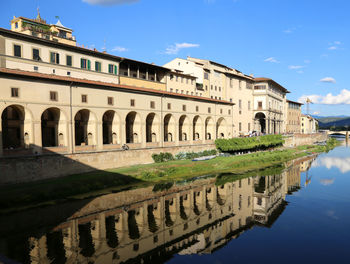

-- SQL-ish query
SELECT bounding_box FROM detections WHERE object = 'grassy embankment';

[0,138,338,213]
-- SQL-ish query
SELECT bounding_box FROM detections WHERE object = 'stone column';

[33,120,42,154]
[96,120,103,150]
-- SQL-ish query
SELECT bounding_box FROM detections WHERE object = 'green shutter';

[114,65,117,75]
[87,60,91,70]
[80,58,84,68]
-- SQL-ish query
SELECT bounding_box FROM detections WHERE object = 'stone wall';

[283,133,328,147]
[0,143,216,185]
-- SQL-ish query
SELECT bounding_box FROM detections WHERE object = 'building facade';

[301,114,318,134]
[286,100,302,134]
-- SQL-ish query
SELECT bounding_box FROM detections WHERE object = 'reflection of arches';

[105,215,119,248]
[46,231,66,263]
[1,105,24,149]
[179,115,190,141]
[103,110,119,144]
[126,112,141,143]
[216,117,227,139]
[205,117,214,140]
[41,108,60,147]
[146,113,159,143]
[255,112,266,134]
[75,110,90,146]
[147,204,159,233]
[193,115,202,140]
[78,222,95,257]
[164,114,175,142]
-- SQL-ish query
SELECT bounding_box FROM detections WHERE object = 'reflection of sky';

[313,157,350,173]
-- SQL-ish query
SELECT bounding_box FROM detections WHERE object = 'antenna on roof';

[306,97,313,115]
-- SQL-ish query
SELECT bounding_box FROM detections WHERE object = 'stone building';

[301,114,318,134]
[286,99,303,134]
[0,14,234,158]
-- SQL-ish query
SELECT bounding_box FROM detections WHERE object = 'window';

[150,101,155,109]
[108,97,114,105]
[239,80,242,90]
[219,86,221,92]
[108,64,117,75]
[11,88,19,97]
[81,94,87,103]
[258,101,263,109]
[220,109,223,114]
[204,72,209,80]
[239,122,242,131]
[80,58,91,70]
[50,91,58,101]
[176,76,178,81]
[130,99,135,106]
[205,85,208,91]
[228,109,231,115]
[248,101,251,110]
[33,48,40,61]
[167,103,171,110]
[95,61,102,72]
[66,55,72,66]
[211,85,213,90]
[208,107,211,113]
[196,106,199,112]
[50,52,60,64]
[239,99,242,109]
[182,105,186,111]
[254,85,266,90]
[215,86,217,91]
[15,22,18,28]
[14,44,21,57]
[34,66,38,71]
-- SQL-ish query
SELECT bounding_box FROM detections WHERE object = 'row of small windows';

[169,75,194,85]
[10,88,230,114]
[169,88,202,97]
[13,44,117,74]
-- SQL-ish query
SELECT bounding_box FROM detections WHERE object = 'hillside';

[319,117,350,128]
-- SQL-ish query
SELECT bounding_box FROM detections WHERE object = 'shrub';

[175,149,217,160]
[215,135,284,152]
[152,152,174,163]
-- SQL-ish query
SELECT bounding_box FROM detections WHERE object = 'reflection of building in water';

[2,166,304,263]
[299,155,316,187]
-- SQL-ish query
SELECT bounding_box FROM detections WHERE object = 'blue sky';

[1,0,349,116]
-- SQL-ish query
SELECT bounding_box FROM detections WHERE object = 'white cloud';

[165,42,199,55]
[304,60,311,64]
[313,111,320,115]
[264,57,279,63]
[314,157,350,173]
[283,29,293,34]
[82,0,138,5]
[320,179,335,186]
[298,89,350,105]
[297,70,304,74]
[334,41,341,45]
[328,46,337,50]
[111,46,128,52]
[320,77,336,83]
[289,65,304,70]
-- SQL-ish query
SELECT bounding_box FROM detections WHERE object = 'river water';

[0,142,349,264]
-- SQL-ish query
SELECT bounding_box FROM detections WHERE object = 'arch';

[103,110,120,144]
[216,117,227,139]
[126,111,141,144]
[164,114,175,142]
[205,117,215,140]
[146,113,159,143]
[1,105,25,149]
[255,112,266,134]
[193,115,203,141]
[179,115,190,141]
[41,107,61,147]
[74,109,92,146]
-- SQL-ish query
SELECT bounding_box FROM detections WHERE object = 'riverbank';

[0,138,338,213]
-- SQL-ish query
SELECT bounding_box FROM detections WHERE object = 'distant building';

[301,114,318,134]
[286,100,303,133]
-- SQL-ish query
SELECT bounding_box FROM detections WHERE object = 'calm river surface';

[0,142,350,264]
